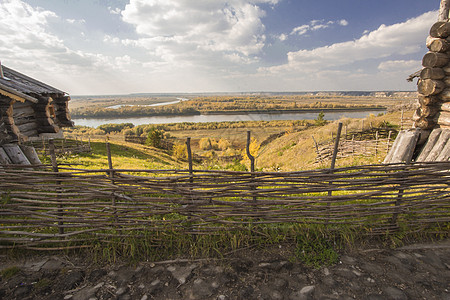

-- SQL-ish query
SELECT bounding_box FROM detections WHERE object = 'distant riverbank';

[73,108,386,128]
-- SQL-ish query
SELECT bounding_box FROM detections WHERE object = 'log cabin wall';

[414,21,450,130]
[33,96,60,134]
[0,96,19,143]
[52,95,73,127]
[12,100,39,138]
[0,65,73,144]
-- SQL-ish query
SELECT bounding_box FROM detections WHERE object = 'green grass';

[40,140,187,171]
[1,266,20,279]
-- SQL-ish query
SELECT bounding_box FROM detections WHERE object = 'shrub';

[145,127,164,148]
[173,143,187,160]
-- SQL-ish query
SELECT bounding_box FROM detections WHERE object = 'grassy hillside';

[42,139,189,170]
[256,110,413,171]
[58,110,413,172]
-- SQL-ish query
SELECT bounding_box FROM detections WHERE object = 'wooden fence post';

[246,131,257,202]
[400,110,404,130]
[106,141,117,222]
[312,135,321,162]
[351,135,355,156]
[186,137,194,189]
[49,139,64,235]
[375,131,379,156]
[326,123,343,224]
[387,131,392,153]
[330,123,343,170]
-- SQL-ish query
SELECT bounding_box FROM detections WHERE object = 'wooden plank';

[384,130,420,163]
[416,128,442,162]
[0,147,12,164]
[2,144,31,165]
[0,83,38,103]
[425,130,450,161]
[19,145,42,164]
[383,131,403,163]
[435,136,450,161]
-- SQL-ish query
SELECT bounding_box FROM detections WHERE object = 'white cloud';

[289,19,349,37]
[378,60,420,72]
[278,33,288,41]
[291,25,309,36]
[0,0,145,94]
[265,11,435,74]
[339,19,349,26]
[121,0,279,60]
[108,6,121,15]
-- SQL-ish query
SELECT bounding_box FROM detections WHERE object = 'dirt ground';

[0,239,449,300]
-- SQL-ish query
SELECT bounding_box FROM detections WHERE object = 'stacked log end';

[415,21,450,130]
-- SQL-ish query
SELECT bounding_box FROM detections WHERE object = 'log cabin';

[385,0,450,163]
[0,62,73,145]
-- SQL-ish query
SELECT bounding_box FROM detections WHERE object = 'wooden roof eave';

[0,82,38,103]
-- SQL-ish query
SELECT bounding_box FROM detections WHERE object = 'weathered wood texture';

[0,147,12,164]
[1,144,30,165]
[422,52,449,67]
[19,145,41,164]
[417,129,450,161]
[0,162,448,250]
[418,79,445,95]
[439,0,450,22]
[383,130,421,164]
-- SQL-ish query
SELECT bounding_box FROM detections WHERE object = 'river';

[72,109,385,128]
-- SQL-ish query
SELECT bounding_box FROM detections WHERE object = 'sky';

[0,0,440,95]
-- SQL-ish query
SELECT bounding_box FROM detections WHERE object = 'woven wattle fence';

[0,162,449,250]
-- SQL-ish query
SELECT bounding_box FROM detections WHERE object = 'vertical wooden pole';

[312,135,321,162]
[387,131,392,153]
[439,0,450,21]
[361,120,364,131]
[186,137,193,183]
[246,131,256,202]
[327,123,343,224]
[351,135,355,156]
[400,110,404,130]
[375,131,379,156]
[41,136,46,155]
[49,140,64,235]
[106,142,117,222]
[330,123,343,170]
[246,131,255,173]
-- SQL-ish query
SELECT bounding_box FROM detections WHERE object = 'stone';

[167,264,197,285]
[271,290,283,300]
[41,258,64,271]
[299,285,315,296]
[61,271,84,290]
[273,278,288,289]
[289,285,315,300]
[113,267,135,285]
[116,286,129,296]
[72,282,104,300]
[185,278,215,299]
[382,286,407,300]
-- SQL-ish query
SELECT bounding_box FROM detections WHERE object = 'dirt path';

[1,240,449,299]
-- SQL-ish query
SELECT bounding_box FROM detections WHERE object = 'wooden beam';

[439,0,450,22]
[2,144,31,165]
[0,83,38,103]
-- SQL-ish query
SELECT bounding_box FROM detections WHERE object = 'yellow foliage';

[173,143,187,160]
